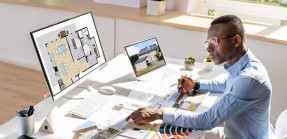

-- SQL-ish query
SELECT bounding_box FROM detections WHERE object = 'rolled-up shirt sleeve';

[199,75,227,93]
[162,76,261,130]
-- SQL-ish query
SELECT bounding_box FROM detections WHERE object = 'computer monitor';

[31,12,106,101]
[124,37,166,77]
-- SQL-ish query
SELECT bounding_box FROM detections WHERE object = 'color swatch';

[158,123,193,139]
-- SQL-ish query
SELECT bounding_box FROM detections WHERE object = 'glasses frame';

[204,35,238,48]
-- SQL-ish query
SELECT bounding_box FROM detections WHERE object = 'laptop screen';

[124,38,166,77]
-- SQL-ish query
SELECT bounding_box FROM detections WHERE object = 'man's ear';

[234,35,241,47]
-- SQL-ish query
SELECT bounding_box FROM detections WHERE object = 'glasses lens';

[205,38,218,48]
[204,41,209,48]
[210,38,218,46]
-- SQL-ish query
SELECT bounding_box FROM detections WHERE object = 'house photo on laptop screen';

[125,38,166,77]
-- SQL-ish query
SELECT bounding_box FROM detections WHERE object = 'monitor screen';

[31,12,106,101]
[125,38,166,77]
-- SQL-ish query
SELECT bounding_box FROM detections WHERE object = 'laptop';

[124,37,181,87]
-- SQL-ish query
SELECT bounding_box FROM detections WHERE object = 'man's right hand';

[178,75,196,93]
[126,108,163,125]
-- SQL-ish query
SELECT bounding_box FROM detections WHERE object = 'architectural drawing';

[46,27,100,90]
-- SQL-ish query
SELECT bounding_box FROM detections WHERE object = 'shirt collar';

[224,49,252,77]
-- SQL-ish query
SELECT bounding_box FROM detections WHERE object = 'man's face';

[206,24,237,65]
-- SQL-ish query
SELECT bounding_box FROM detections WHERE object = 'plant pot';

[147,0,166,16]
[184,62,195,70]
[203,59,214,71]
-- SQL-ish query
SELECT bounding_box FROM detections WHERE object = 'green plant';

[208,9,215,16]
[156,52,164,61]
[185,57,195,64]
[155,52,161,60]
[206,56,212,62]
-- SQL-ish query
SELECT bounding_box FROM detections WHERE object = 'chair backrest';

[270,123,276,139]
[276,109,287,139]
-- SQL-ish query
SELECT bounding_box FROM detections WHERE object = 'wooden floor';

[0,61,47,125]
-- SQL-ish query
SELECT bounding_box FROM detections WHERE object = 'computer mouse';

[98,86,116,95]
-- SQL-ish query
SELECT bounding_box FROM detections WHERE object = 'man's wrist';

[155,109,164,120]
[194,81,200,91]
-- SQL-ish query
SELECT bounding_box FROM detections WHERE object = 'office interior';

[0,0,287,137]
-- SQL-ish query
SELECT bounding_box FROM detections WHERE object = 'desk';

[0,54,227,138]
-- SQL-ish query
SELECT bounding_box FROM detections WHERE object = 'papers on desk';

[72,81,210,139]
[121,121,160,139]
[161,89,209,112]
[93,128,121,139]
[114,127,147,139]
[179,92,209,112]
[128,82,174,109]
[89,107,130,130]
[73,121,101,138]
[75,82,172,137]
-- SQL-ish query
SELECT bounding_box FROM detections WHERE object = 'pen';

[28,109,34,116]
[178,79,185,93]
[175,79,185,104]
[179,74,187,91]
[27,105,34,117]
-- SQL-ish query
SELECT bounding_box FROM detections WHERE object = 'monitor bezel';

[124,37,166,77]
[30,11,106,101]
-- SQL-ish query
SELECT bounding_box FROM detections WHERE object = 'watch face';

[195,82,200,90]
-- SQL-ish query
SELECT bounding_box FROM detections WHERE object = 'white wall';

[0,3,115,70]
[115,19,208,60]
[115,19,287,121]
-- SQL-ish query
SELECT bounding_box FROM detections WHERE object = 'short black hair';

[211,15,245,39]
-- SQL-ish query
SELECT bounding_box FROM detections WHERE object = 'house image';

[134,43,158,71]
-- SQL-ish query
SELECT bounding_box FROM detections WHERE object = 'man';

[126,15,272,138]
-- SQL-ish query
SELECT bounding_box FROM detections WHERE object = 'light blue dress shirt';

[163,50,272,139]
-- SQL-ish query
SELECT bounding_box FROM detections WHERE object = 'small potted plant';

[147,0,166,16]
[204,56,214,71]
[184,57,196,70]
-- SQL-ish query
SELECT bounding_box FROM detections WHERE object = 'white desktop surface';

[0,54,227,138]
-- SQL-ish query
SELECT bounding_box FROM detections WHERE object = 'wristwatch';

[189,81,200,96]
[194,81,200,91]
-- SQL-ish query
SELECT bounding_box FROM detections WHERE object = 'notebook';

[124,37,181,87]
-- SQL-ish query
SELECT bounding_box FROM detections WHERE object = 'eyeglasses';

[204,35,237,48]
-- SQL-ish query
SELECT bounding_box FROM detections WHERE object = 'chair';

[276,109,287,139]
[270,123,276,139]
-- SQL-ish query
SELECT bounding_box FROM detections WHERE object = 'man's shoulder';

[238,60,268,81]
[233,62,271,95]
[231,73,271,100]
[234,60,271,89]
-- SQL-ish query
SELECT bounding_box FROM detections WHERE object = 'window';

[204,0,287,26]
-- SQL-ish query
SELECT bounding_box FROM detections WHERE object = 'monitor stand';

[63,86,92,99]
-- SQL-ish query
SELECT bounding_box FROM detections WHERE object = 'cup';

[17,110,34,136]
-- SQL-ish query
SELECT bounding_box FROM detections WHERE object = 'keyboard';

[69,93,110,119]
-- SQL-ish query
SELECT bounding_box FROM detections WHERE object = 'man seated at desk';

[126,15,272,139]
